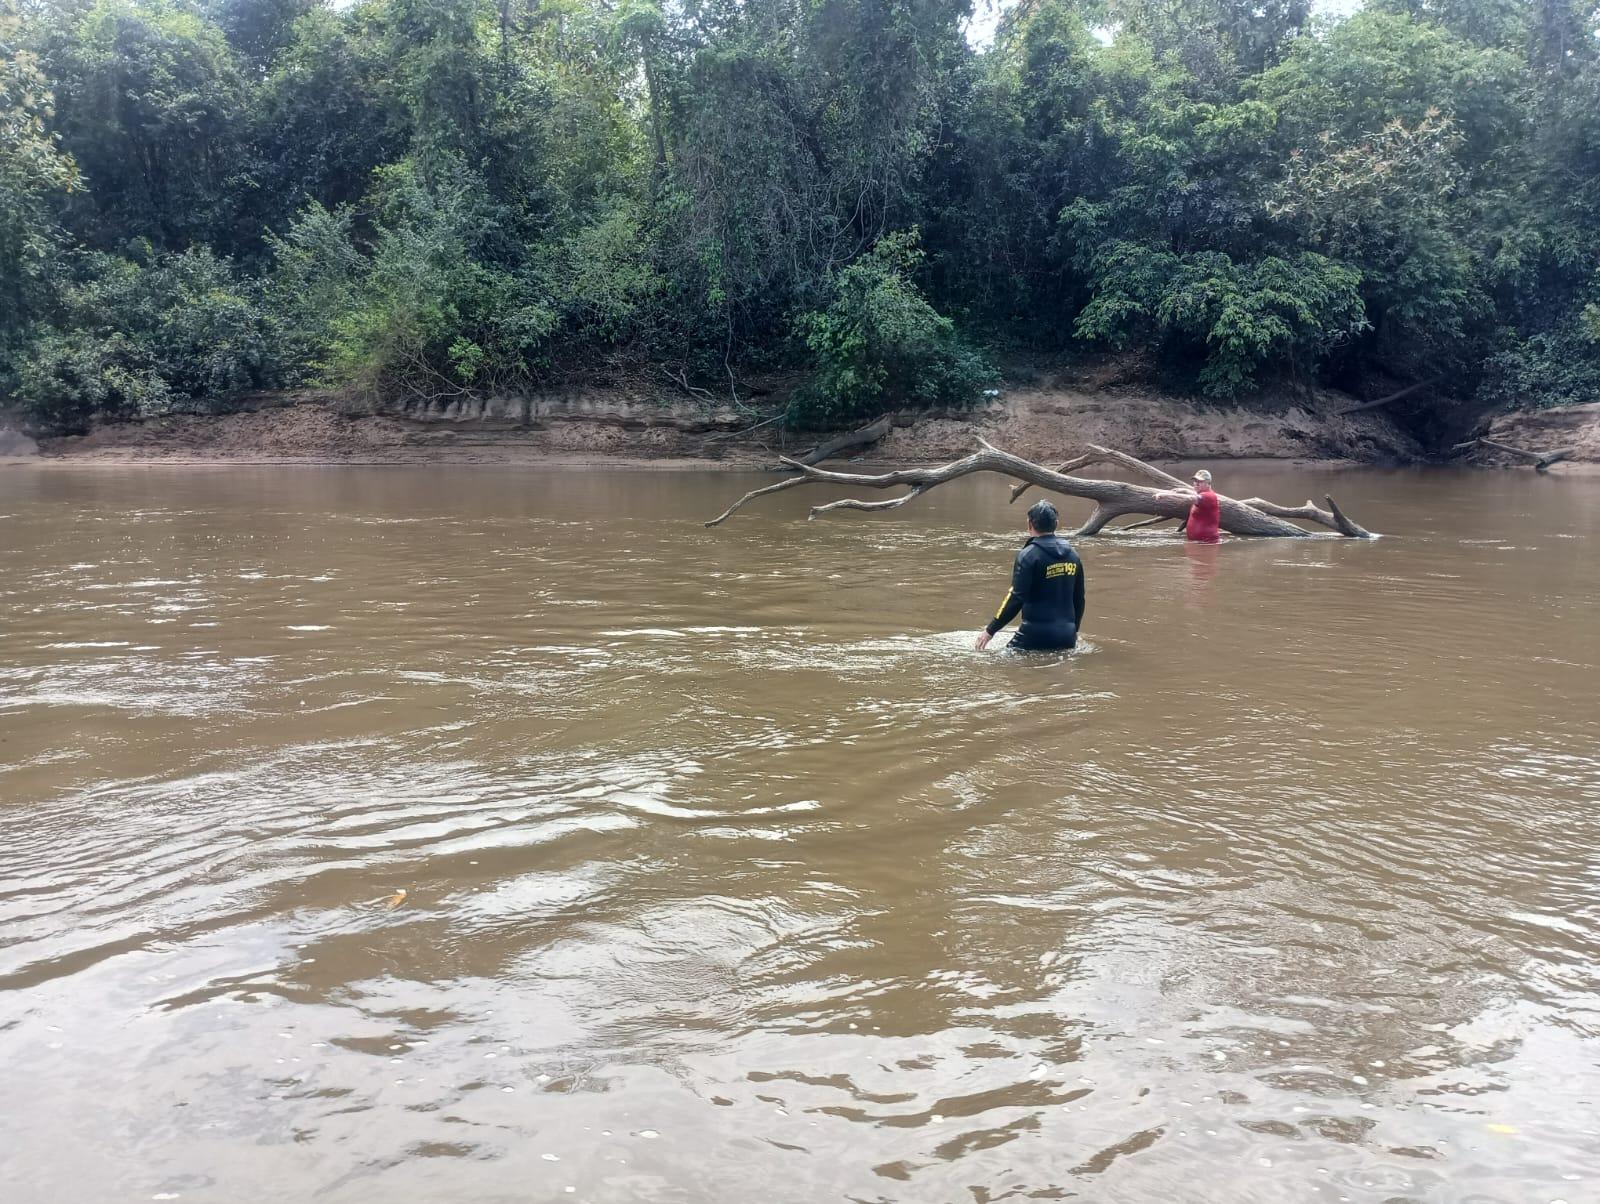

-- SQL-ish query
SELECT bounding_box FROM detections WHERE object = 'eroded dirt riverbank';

[11,381,1435,467]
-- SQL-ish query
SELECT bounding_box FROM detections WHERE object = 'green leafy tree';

[1270,110,1482,375]
[205,0,316,69]
[317,156,530,400]
[6,0,1600,427]
[1254,9,1527,171]
[1,2,80,340]
[664,0,971,358]
[11,245,271,427]
[40,0,252,251]
[1073,242,1366,395]
[251,3,406,231]
[792,230,993,425]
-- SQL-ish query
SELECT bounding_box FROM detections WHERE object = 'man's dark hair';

[1027,500,1059,532]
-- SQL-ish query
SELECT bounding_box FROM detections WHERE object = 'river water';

[2,463,1598,1203]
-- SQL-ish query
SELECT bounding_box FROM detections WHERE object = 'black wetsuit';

[984,533,1086,651]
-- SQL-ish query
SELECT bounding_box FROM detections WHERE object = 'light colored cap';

[1192,469,1212,482]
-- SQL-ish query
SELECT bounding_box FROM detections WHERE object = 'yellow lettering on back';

[1044,562,1078,578]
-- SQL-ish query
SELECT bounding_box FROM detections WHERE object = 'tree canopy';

[2,0,1597,429]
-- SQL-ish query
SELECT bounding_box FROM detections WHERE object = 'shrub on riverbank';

[9,247,273,427]
[790,233,994,427]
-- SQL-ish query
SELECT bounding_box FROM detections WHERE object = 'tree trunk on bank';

[1453,436,1571,472]
[787,415,893,468]
[706,439,1375,538]
[1336,376,1444,416]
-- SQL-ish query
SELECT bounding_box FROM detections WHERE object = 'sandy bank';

[6,379,1446,470]
[1469,402,1600,469]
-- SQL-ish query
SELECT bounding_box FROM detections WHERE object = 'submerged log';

[706,438,1376,538]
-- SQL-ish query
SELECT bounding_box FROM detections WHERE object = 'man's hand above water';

[974,631,993,650]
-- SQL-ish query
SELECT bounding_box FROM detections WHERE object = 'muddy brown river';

[2,463,1598,1203]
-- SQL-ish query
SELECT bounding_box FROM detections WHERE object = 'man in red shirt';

[1172,468,1221,543]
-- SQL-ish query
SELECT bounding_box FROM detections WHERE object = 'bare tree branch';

[1337,375,1444,416]
[663,365,716,404]
[704,473,814,526]
[1235,496,1374,539]
[808,486,925,519]
[1009,443,1188,502]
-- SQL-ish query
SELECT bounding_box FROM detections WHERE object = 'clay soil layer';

[10,381,1456,469]
[1471,401,1600,468]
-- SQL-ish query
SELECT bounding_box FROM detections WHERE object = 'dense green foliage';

[14,244,271,426]
[793,231,993,423]
[3,0,1599,429]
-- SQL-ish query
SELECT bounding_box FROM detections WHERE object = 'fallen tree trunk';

[1336,375,1444,417]
[999,442,1369,536]
[1453,436,1571,472]
[787,415,893,468]
[706,439,1375,538]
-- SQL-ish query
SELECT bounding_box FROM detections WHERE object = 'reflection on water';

[1184,540,1220,606]
[2,464,1599,1203]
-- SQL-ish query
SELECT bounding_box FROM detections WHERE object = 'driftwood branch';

[787,414,893,468]
[704,473,814,525]
[706,439,1376,538]
[1337,375,1445,416]
[809,486,926,518]
[1453,436,1571,472]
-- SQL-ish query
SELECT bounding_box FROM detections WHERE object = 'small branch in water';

[704,473,813,526]
[809,486,925,519]
[1111,514,1179,532]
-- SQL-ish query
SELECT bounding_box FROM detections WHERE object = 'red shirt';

[1187,487,1221,543]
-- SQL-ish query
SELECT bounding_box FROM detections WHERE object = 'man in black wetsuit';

[974,500,1086,653]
